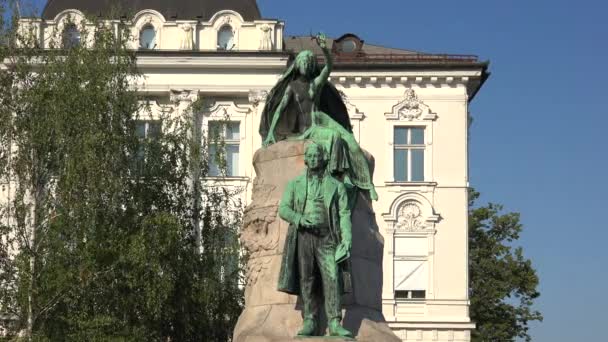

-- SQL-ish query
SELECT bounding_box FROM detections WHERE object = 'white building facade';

[13,1,489,341]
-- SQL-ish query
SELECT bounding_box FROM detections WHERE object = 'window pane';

[135,122,146,138]
[394,127,408,145]
[218,26,234,50]
[411,290,426,299]
[209,122,222,140]
[148,121,161,138]
[208,145,220,177]
[411,128,424,144]
[63,24,80,48]
[226,122,240,140]
[139,25,156,49]
[394,290,410,299]
[411,149,424,181]
[226,145,239,176]
[394,149,407,182]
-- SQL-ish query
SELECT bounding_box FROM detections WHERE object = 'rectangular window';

[395,290,426,300]
[208,121,240,177]
[136,120,162,139]
[134,120,161,171]
[394,260,427,300]
[394,127,425,182]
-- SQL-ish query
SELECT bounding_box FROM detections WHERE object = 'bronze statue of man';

[277,142,354,338]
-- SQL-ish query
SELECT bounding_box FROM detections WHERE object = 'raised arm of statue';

[313,33,332,95]
[263,85,293,146]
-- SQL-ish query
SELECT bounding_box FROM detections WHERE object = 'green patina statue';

[277,142,354,338]
[259,33,378,201]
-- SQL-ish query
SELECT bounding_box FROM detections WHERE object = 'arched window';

[62,24,81,48]
[217,25,235,50]
[139,24,156,49]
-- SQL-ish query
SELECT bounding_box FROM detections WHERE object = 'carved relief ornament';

[248,89,269,107]
[170,89,198,103]
[385,89,437,121]
[396,202,424,231]
[383,193,441,232]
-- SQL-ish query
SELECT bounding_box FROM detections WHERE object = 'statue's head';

[304,142,326,171]
[294,50,317,78]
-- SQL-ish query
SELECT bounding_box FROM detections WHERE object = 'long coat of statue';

[277,172,353,295]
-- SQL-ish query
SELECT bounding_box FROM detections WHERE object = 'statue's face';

[304,145,324,170]
[295,52,314,77]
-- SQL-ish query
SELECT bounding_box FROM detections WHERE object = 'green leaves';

[0,12,244,341]
[469,189,542,342]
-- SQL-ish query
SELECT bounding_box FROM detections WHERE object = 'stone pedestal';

[234,140,399,342]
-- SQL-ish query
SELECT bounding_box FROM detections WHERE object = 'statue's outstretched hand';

[315,32,327,49]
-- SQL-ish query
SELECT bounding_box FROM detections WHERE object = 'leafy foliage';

[469,189,542,342]
[0,9,243,341]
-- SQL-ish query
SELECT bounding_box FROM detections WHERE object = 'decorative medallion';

[396,202,424,231]
[399,89,423,120]
[385,89,437,121]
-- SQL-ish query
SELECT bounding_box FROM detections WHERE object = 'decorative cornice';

[203,100,251,117]
[135,55,288,70]
[329,74,478,88]
[338,89,365,121]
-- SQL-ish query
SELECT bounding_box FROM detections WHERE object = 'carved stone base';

[234,140,399,342]
[235,304,400,342]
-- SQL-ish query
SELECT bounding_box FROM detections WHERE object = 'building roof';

[41,0,262,21]
[284,35,485,68]
[284,36,420,56]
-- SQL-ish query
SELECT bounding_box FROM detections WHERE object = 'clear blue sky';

[24,0,608,340]
[262,1,608,341]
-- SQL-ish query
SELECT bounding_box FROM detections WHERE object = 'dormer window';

[218,25,235,50]
[332,33,364,55]
[139,24,156,49]
[62,24,81,48]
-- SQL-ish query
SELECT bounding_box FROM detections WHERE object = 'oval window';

[218,26,234,50]
[62,24,81,48]
[341,39,357,53]
[139,25,156,49]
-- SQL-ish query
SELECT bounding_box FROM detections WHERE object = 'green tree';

[0,7,243,341]
[468,189,542,342]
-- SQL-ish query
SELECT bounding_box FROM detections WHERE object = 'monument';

[234,34,399,341]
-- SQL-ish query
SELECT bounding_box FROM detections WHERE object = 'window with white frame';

[62,23,81,48]
[135,120,161,170]
[394,260,427,300]
[217,25,235,50]
[139,24,156,49]
[136,120,162,140]
[208,121,240,177]
[393,127,425,182]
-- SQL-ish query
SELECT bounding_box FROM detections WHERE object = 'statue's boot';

[296,318,317,336]
[328,318,353,338]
